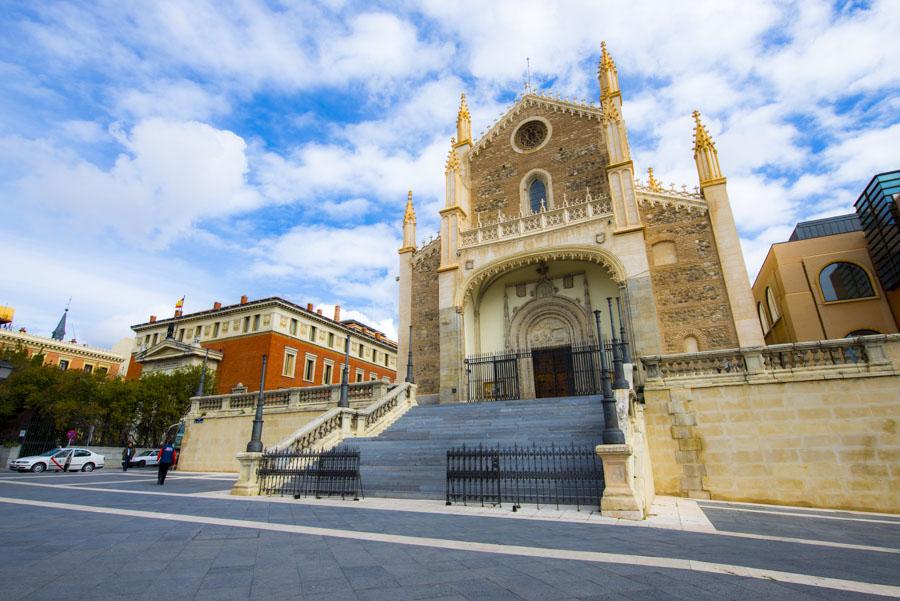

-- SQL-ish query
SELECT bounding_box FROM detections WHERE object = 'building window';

[819,262,875,302]
[323,361,334,385]
[328,333,335,348]
[83,364,93,374]
[242,317,250,333]
[355,369,364,383]
[765,288,780,322]
[194,325,202,339]
[369,372,377,381]
[177,328,185,341]
[152,333,159,345]
[144,334,151,346]
[757,302,770,333]
[683,336,699,353]
[98,367,108,375]
[303,355,316,382]
[212,322,220,337]
[384,353,389,367]
[283,348,297,378]
[847,329,879,337]
[514,119,549,151]
[309,325,317,342]
[358,343,364,357]
[289,318,298,336]
[251,314,260,331]
[528,178,548,213]
[59,359,69,370]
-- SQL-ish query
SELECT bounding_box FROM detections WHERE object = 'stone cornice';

[0,329,124,363]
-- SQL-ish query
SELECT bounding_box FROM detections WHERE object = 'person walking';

[122,442,135,472]
[156,440,177,485]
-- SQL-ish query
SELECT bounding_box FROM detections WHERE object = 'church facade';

[398,43,764,403]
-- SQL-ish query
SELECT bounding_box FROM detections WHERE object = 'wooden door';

[531,346,573,398]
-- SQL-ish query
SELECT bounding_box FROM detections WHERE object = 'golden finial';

[647,168,662,192]
[599,40,616,73]
[457,93,471,122]
[692,110,715,152]
[445,141,460,173]
[403,190,416,224]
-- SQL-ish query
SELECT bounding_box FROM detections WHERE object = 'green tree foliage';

[0,353,215,447]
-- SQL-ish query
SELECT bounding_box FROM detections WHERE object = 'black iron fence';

[258,448,363,500]
[464,343,615,402]
[446,444,604,511]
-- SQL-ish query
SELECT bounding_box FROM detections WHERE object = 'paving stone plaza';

[1,469,898,601]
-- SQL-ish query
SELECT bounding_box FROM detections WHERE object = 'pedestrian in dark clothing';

[122,442,135,472]
[157,442,177,485]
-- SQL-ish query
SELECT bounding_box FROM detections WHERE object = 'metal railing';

[446,445,604,511]
[464,343,616,402]
[258,448,363,499]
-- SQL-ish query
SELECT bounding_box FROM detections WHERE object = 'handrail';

[269,382,416,452]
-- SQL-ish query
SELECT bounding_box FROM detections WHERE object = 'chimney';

[174,309,183,318]
[316,309,323,316]
[375,332,382,341]
[213,301,222,310]
[333,305,341,321]
[307,303,314,311]
[240,295,248,305]
[149,315,157,323]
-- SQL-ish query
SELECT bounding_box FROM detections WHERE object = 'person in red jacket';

[156,441,177,485]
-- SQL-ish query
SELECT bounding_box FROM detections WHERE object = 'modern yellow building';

[752,214,899,343]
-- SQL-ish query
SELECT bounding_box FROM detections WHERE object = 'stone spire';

[445,138,461,173]
[400,190,416,252]
[597,41,620,101]
[456,93,472,145]
[692,110,725,188]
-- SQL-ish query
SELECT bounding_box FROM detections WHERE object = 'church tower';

[692,111,764,347]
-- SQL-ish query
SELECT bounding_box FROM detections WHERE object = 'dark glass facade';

[854,170,900,291]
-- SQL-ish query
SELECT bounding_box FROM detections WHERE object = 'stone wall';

[642,335,900,512]
[469,104,610,221]
[410,238,441,396]
[639,199,738,353]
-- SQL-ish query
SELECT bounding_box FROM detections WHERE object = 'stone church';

[398,43,763,403]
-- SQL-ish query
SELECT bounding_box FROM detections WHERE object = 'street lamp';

[593,310,625,445]
[195,348,209,397]
[245,354,268,453]
[405,324,415,384]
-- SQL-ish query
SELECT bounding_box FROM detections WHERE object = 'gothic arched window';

[819,262,875,302]
[529,178,547,213]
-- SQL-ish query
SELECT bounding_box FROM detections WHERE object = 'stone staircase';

[337,396,605,500]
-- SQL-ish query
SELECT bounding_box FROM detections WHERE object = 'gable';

[467,96,609,221]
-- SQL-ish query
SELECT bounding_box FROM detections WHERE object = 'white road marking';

[0,495,896,598]
[700,505,900,525]
[0,478,896,555]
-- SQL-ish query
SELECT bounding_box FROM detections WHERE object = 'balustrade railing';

[641,335,897,383]
[189,381,390,415]
[459,194,612,249]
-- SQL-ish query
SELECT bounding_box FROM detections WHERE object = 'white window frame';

[283,347,298,378]
[322,360,335,385]
[355,368,364,383]
[303,354,317,382]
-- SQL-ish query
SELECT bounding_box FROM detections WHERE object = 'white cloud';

[115,80,230,121]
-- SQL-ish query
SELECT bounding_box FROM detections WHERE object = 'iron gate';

[19,418,62,458]
[465,343,613,402]
[258,448,363,499]
[446,444,604,510]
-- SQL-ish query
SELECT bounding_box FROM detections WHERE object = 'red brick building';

[127,297,397,393]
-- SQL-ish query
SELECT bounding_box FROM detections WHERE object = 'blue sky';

[1,0,898,349]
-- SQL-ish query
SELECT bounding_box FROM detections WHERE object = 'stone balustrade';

[190,381,390,416]
[641,334,899,386]
[459,194,612,249]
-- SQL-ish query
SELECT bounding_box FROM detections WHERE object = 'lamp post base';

[595,444,643,520]
[230,452,263,496]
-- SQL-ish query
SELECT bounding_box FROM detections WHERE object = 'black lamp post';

[195,348,209,397]
[405,324,415,384]
[339,334,351,408]
[615,297,631,364]
[245,354,267,453]
[607,298,628,390]
[593,310,625,445]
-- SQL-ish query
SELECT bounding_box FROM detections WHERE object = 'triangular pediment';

[138,339,222,363]
[470,93,604,157]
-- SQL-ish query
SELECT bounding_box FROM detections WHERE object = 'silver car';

[9,447,106,472]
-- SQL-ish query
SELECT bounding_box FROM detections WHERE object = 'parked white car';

[9,448,105,473]
[129,449,160,467]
